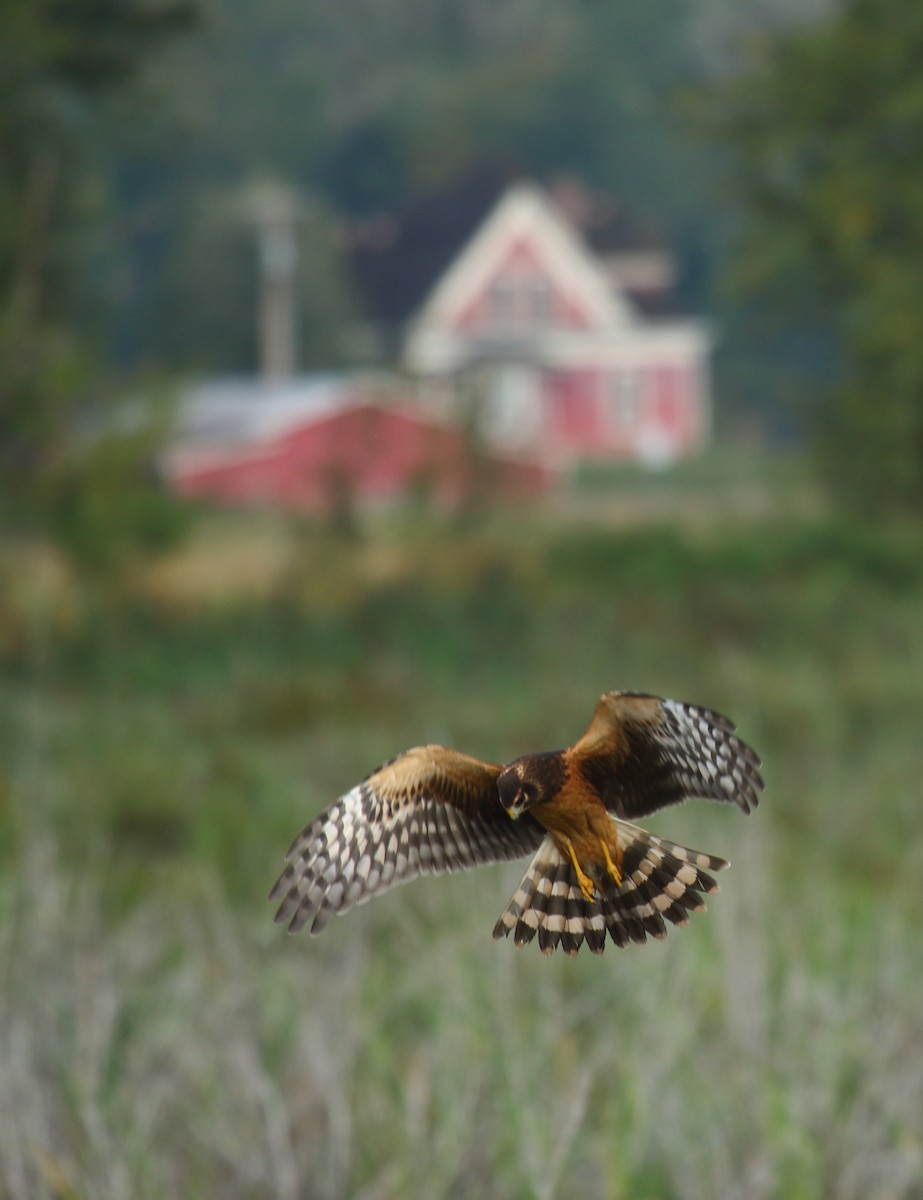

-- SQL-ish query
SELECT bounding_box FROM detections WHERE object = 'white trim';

[405,183,637,364]
[407,318,711,376]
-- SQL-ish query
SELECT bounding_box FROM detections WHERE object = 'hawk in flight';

[270,691,763,956]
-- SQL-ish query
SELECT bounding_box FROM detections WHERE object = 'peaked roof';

[411,180,635,333]
[343,170,672,330]
[344,169,513,328]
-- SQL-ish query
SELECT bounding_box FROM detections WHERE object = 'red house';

[166,176,712,511]
[165,375,548,511]
[349,176,712,468]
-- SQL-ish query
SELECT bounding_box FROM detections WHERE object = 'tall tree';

[82,0,712,373]
[0,0,197,560]
[716,0,923,512]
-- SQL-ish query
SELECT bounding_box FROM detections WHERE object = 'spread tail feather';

[492,823,728,956]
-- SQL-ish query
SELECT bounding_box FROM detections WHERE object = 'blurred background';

[2,1,922,1197]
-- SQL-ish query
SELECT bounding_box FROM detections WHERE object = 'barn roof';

[175,374,358,449]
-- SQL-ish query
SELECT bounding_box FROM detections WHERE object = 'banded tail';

[492,822,728,956]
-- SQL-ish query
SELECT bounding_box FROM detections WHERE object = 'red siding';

[652,364,698,451]
[456,235,592,333]
[654,366,678,430]
[171,402,550,510]
[546,370,604,453]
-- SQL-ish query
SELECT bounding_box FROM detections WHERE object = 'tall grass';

[3,833,921,1199]
[1,510,921,1199]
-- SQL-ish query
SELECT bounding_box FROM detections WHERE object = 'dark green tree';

[0,0,198,565]
[716,0,923,512]
[82,0,713,374]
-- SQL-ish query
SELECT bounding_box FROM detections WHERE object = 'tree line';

[1,0,921,562]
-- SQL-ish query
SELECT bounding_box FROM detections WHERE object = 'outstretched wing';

[270,745,544,934]
[570,691,764,820]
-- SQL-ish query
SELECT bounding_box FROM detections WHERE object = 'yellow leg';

[599,838,623,888]
[562,837,596,903]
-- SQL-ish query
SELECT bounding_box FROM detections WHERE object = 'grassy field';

[1,492,922,1200]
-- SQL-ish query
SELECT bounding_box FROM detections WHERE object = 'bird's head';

[497,755,557,820]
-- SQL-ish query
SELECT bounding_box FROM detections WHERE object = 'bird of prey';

[270,691,763,956]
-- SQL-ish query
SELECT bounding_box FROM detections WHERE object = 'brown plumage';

[270,690,763,956]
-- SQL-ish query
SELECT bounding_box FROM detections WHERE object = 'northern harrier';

[270,691,763,956]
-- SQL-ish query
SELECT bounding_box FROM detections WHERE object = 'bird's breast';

[531,765,609,845]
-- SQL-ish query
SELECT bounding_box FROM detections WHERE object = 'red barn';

[165,376,549,511]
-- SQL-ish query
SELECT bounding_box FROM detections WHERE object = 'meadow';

[1,484,922,1200]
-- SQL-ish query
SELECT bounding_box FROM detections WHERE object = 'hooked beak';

[504,792,526,821]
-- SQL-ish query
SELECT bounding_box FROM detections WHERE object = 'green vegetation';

[6,0,922,563]
[2,0,721,383]
[2,506,921,1198]
[0,0,195,563]
[717,0,923,512]
[4,0,923,1184]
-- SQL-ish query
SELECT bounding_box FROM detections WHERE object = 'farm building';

[166,175,712,510]
[347,173,713,469]
[165,375,549,512]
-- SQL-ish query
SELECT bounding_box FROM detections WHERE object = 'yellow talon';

[563,837,596,903]
[600,838,623,888]
[577,872,596,903]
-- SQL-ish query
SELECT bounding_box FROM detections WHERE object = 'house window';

[530,277,553,326]
[488,274,554,330]
[608,369,644,431]
[489,278,517,328]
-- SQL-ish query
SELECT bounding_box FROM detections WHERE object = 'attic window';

[489,278,516,328]
[530,277,552,325]
[488,274,553,330]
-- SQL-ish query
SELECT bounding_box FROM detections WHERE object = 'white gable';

[410,182,637,336]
